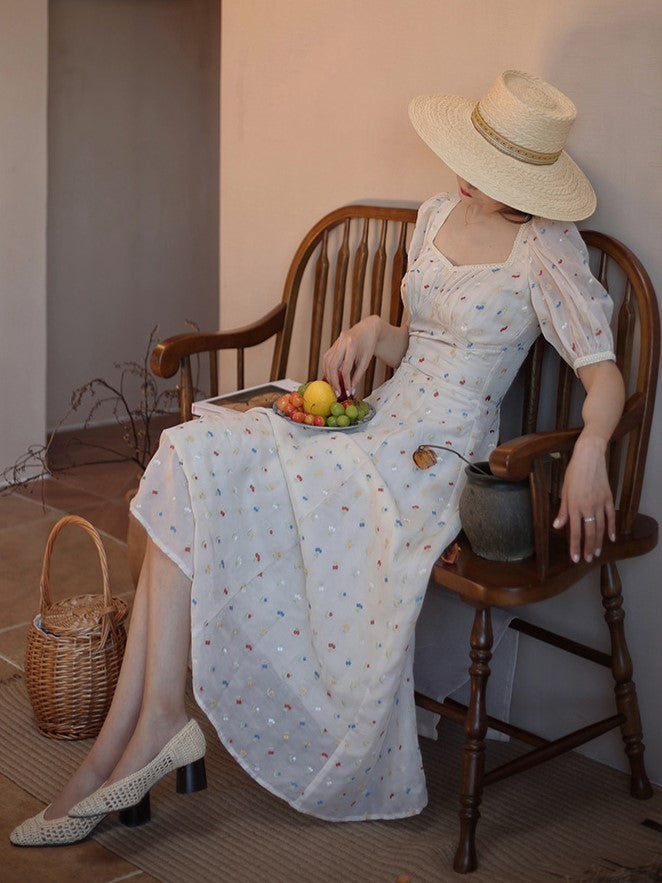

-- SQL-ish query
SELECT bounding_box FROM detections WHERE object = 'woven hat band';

[471,104,562,166]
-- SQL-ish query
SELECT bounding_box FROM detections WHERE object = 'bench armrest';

[489,393,645,481]
[150,303,287,379]
[486,392,645,577]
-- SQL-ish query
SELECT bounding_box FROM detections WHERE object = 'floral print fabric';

[131,193,615,821]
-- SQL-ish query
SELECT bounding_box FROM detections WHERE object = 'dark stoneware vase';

[458,462,534,561]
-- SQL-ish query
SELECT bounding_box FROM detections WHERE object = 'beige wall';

[220,0,662,782]
[0,1,48,476]
[47,0,220,427]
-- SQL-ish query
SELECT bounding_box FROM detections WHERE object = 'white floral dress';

[131,193,615,821]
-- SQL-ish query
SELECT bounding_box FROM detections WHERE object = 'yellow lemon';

[302,380,337,416]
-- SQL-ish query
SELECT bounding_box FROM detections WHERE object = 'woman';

[11,70,623,845]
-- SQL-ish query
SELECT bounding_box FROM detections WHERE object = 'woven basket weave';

[24,515,128,740]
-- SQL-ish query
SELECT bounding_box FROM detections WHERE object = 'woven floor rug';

[1,675,661,883]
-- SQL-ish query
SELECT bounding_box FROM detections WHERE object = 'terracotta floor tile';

[0,625,28,669]
[0,495,57,530]
[47,434,133,470]
[16,476,106,514]
[0,515,64,629]
[49,460,143,503]
[0,656,21,682]
[0,774,153,882]
[16,482,132,543]
[65,499,131,543]
[48,416,178,470]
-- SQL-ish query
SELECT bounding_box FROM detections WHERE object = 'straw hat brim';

[409,94,596,222]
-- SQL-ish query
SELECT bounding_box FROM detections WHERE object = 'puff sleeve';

[401,194,452,314]
[527,218,616,372]
[406,194,450,269]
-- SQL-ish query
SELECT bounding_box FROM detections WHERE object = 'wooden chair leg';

[600,562,653,799]
[454,606,493,874]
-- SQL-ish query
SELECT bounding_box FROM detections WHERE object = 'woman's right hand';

[322,315,382,397]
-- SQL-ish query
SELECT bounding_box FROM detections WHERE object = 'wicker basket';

[24,515,128,740]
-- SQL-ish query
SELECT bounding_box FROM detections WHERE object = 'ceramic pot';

[458,462,534,561]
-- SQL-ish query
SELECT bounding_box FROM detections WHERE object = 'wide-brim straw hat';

[409,70,596,221]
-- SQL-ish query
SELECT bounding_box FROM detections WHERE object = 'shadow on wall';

[506,6,662,785]
[540,8,662,245]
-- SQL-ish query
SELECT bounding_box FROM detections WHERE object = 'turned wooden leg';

[600,562,653,799]
[454,606,493,874]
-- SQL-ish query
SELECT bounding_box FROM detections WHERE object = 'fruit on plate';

[275,382,371,427]
[302,380,337,417]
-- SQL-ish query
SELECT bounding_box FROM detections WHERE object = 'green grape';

[326,415,338,426]
[298,382,310,395]
[336,414,350,427]
[357,401,370,417]
[345,404,359,420]
[330,402,345,417]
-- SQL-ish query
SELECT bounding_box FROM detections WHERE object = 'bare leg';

[101,538,192,784]
[44,539,191,818]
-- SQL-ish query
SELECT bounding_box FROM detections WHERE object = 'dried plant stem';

[0,325,198,496]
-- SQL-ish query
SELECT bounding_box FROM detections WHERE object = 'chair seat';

[432,512,658,607]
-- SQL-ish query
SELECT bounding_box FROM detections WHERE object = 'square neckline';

[429,196,531,271]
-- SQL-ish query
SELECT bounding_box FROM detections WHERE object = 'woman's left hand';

[553,435,616,563]
[554,360,624,563]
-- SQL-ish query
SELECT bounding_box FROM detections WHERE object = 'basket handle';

[39,515,117,645]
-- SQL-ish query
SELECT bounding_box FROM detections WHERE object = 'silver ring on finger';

[582,515,596,524]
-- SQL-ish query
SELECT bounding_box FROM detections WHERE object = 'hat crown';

[478,70,576,155]
[407,70,596,220]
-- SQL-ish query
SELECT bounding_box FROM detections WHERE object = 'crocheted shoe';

[69,719,207,818]
[10,807,105,847]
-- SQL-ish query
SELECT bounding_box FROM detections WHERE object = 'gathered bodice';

[403,194,615,379]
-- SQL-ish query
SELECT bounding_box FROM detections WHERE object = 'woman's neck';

[463,201,503,225]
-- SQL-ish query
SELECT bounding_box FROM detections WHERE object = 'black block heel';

[118,792,151,827]
[176,757,207,794]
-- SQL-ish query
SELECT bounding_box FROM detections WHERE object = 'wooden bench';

[151,203,659,874]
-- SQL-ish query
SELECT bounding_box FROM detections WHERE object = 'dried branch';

[1,325,199,495]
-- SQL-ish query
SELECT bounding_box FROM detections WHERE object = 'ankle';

[139,705,188,733]
[122,712,188,762]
